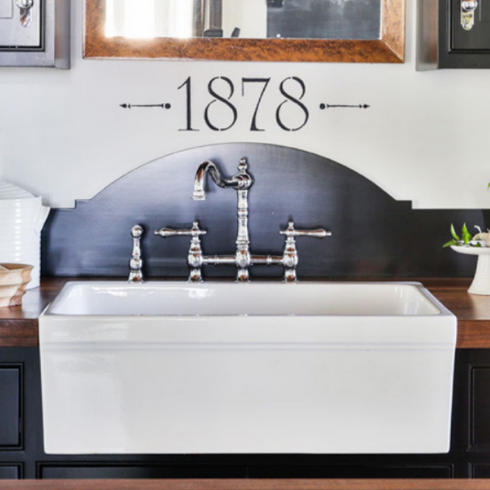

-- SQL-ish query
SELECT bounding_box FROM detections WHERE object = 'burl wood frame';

[84,0,405,63]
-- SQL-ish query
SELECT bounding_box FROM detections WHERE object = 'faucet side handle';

[128,224,144,283]
[280,221,332,283]
[280,221,332,239]
[154,221,207,238]
[154,221,207,282]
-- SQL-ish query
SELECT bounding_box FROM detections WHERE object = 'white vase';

[0,182,50,289]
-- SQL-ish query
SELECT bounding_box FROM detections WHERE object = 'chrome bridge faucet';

[155,158,331,282]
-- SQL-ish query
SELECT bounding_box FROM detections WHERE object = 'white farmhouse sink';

[39,281,457,455]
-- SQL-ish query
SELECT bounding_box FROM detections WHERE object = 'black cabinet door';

[248,465,454,478]
[39,465,247,479]
[0,366,21,448]
[418,0,490,68]
[452,0,490,50]
[0,465,20,479]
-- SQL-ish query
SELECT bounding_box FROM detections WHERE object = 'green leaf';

[462,223,472,244]
[450,224,460,241]
[443,239,459,248]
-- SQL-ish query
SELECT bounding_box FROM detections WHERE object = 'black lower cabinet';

[2,347,490,480]
[0,466,21,479]
[246,465,455,478]
[0,365,21,450]
[38,464,248,479]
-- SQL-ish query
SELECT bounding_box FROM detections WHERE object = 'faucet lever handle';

[280,221,332,239]
[280,221,331,283]
[154,221,206,283]
[154,221,207,238]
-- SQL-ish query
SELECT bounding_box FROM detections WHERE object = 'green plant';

[443,223,474,248]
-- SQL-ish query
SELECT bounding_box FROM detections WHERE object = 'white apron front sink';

[39,281,457,455]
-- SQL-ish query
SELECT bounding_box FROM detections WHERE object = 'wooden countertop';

[2,479,490,490]
[1,278,489,349]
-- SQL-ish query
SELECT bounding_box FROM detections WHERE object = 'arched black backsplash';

[42,143,483,279]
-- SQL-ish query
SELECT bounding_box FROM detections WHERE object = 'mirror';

[85,0,405,62]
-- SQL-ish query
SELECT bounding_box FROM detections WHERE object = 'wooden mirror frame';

[84,0,405,63]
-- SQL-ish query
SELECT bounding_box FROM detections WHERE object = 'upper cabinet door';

[417,0,490,69]
[0,0,69,68]
[451,0,490,50]
[0,0,42,49]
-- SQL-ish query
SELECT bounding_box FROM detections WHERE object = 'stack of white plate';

[0,182,50,289]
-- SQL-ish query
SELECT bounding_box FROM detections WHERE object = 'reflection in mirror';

[105,0,195,38]
[104,0,381,41]
[268,0,381,40]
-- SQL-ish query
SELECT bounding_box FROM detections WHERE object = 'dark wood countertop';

[1,277,489,349]
[2,479,490,490]
[0,277,66,347]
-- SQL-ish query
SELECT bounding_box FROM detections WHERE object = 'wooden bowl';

[0,263,33,307]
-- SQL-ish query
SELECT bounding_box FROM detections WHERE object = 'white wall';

[0,0,489,209]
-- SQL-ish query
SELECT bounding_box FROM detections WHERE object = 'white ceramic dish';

[39,281,457,455]
[451,245,490,294]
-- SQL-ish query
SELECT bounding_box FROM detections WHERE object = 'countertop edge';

[1,479,490,490]
[0,277,488,349]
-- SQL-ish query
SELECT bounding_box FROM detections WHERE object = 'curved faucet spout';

[192,161,227,201]
[192,159,253,200]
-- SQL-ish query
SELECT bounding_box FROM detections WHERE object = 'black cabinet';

[39,464,247,479]
[0,465,21,479]
[417,0,490,69]
[0,365,21,449]
[469,366,490,449]
[247,465,455,479]
[5,347,490,480]
[451,0,490,51]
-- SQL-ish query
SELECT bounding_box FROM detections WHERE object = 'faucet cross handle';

[128,224,144,283]
[280,220,332,283]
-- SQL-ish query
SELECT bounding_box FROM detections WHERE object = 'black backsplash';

[42,143,483,279]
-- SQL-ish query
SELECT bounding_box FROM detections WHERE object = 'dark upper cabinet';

[451,0,490,50]
[0,0,69,68]
[417,0,490,69]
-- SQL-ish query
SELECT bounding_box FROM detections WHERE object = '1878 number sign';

[178,76,309,132]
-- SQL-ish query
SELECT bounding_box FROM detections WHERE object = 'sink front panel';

[40,339,454,454]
